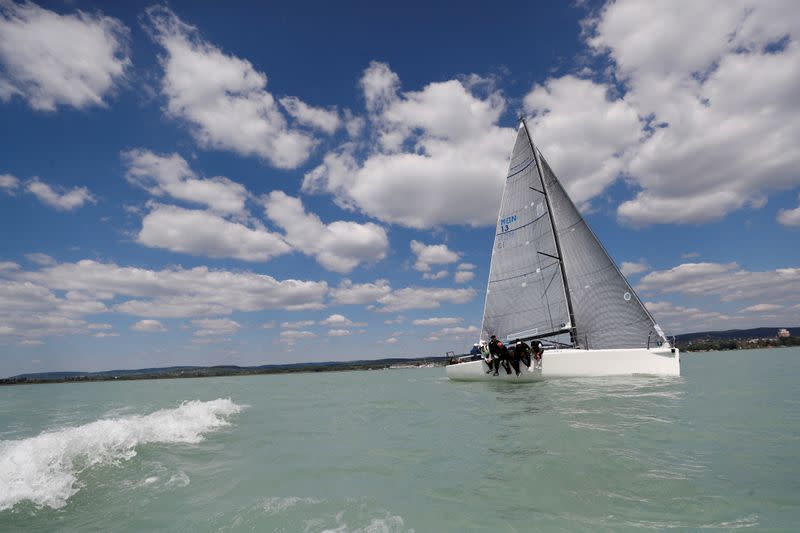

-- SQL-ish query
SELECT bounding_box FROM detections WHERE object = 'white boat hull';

[446,347,680,382]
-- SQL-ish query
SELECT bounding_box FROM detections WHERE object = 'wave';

[0,398,242,511]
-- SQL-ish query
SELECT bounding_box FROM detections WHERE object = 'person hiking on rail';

[514,339,531,370]
[488,335,512,376]
[531,339,544,369]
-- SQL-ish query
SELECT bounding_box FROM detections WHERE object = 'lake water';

[1,348,799,531]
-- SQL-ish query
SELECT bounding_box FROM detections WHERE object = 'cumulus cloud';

[25,253,55,266]
[330,279,391,305]
[144,6,316,168]
[431,325,478,338]
[26,178,96,211]
[279,96,340,134]
[0,173,19,192]
[524,75,641,208]
[620,259,649,277]
[740,304,783,313]
[644,300,736,333]
[412,317,462,327]
[0,261,19,271]
[519,1,800,225]
[454,270,475,284]
[17,259,328,318]
[0,279,107,340]
[410,240,459,272]
[123,150,248,215]
[373,286,475,312]
[423,270,448,280]
[279,329,316,343]
[327,329,350,337]
[319,313,366,327]
[264,191,388,273]
[303,62,516,229]
[131,319,166,332]
[778,195,800,226]
[638,262,800,303]
[192,318,240,336]
[138,203,290,262]
[281,319,315,328]
[0,1,129,111]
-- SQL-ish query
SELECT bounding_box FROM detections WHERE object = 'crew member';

[514,339,531,370]
[488,335,512,376]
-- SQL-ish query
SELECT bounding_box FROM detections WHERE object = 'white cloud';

[123,150,248,215]
[412,317,462,327]
[620,259,649,277]
[681,252,700,259]
[137,203,290,262]
[0,261,19,271]
[327,329,351,337]
[517,1,800,226]
[18,259,328,318]
[319,314,366,327]
[261,321,276,329]
[524,75,642,207]
[423,270,448,280]
[145,6,315,168]
[740,304,783,313]
[384,337,399,344]
[86,323,112,330]
[432,325,478,338]
[454,271,475,284]
[279,96,340,134]
[384,315,405,325]
[131,319,166,332]
[93,332,119,338]
[644,300,736,333]
[264,191,388,273]
[410,240,459,272]
[0,2,129,111]
[0,173,19,192]
[638,262,800,303]
[281,319,315,328]
[0,279,107,339]
[373,286,475,312]
[330,279,391,305]
[303,62,516,229]
[25,253,55,266]
[457,263,476,270]
[279,329,316,342]
[778,195,800,226]
[192,318,240,336]
[26,178,96,211]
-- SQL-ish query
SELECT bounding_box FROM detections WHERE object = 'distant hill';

[3,356,449,384]
[674,327,797,342]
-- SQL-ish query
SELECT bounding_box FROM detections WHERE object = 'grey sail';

[480,125,572,343]
[535,143,665,349]
[480,120,666,350]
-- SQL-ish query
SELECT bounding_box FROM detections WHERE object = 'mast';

[521,117,578,347]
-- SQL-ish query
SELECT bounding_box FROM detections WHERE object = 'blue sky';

[1,0,799,377]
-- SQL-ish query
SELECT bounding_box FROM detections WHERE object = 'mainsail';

[481,121,666,349]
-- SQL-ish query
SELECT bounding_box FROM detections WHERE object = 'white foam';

[0,398,241,511]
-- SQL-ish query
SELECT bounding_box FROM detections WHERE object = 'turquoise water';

[1,348,799,531]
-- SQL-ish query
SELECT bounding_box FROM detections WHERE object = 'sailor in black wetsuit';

[514,339,531,370]
[488,335,512,376]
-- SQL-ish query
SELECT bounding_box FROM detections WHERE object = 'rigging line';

[529,186,544,195]
[494,211,548,236]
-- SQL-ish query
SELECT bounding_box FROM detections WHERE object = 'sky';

[1,0,799,377]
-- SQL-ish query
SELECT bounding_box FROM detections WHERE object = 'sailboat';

[446,119,680,381]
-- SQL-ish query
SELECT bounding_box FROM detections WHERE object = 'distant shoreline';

[0,357,448,386]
